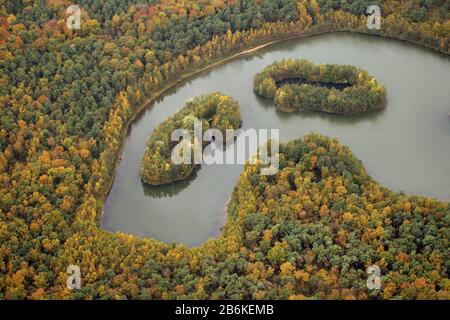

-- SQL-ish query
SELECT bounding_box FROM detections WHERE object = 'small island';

[140,93,241,185]
[254,59,386,115]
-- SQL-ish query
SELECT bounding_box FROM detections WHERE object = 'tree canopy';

[254,59,386,115]
[140,93,241,185]
[0,0,448,300]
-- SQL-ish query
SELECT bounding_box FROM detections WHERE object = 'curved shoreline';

[100,30,449,224]
[100,31,332,206]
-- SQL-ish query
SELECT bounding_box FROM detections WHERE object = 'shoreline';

[100,30,335,206]
[99,29,450,223]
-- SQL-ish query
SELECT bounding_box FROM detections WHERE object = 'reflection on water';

[273,105,386,122]
[103,33,450,247]
[142,171,198,198]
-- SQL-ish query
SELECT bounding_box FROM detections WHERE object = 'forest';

[254,59,386,114]
[140,93,241,185]
[0,0,449,299]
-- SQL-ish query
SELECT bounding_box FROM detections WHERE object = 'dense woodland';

[254,59,386,114]
[140,93,241,185]
[0,0,449,299]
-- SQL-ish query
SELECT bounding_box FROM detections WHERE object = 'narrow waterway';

[103,33,450,246]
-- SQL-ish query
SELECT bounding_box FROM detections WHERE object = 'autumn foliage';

[254,59,386,115]
[0,0,448,299]
[140,93,241,185]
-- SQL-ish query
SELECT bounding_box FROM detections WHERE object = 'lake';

[103,33,450,247]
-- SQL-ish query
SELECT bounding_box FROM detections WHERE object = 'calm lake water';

[103,33,450,246]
